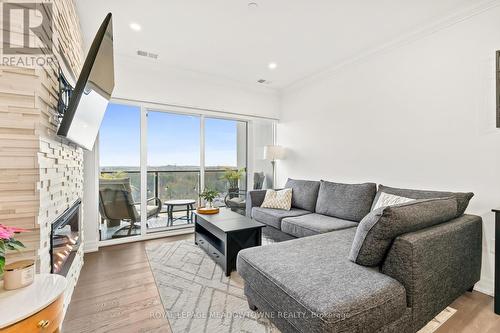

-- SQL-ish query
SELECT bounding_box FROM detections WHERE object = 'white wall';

[278,5,500,295]
[113,54,280,119]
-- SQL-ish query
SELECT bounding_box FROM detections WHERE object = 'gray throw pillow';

[349,197,458,267]
[372,185,473,217]
[284,178,320,212]
[315,180,377,222]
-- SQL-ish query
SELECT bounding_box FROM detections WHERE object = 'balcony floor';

[100,211,193,241]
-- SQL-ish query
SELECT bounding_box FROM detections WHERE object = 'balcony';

[99,169,246,240]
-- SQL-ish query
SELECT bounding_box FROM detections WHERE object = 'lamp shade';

[264,145,285,161]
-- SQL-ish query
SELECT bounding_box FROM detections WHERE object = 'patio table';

[164,199,196,225]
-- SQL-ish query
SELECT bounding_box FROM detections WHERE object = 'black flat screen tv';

[57,13,114,150]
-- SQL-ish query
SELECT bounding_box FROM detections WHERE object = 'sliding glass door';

[204,118,247,209]
[98,103,142,241]
[146,111,201,233]
[97,102,270,243]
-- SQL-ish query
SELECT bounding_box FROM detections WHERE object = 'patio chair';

[224,172,265,215]
[99,178,161,238]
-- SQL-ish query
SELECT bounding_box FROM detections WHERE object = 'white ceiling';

[77,0,482,89]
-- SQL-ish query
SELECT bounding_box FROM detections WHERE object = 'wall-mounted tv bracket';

[57,68,74,123]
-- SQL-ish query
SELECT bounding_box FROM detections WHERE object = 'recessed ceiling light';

[129,22,142,31]
[248,2,258,8]
[268,62,277,70]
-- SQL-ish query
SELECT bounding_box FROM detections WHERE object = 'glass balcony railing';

[100,169,246,208]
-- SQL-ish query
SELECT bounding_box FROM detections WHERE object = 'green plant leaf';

[9,239,25,248]
[0,241,4,275]
[0,255,4,276]
[200,188,219,202]
[6,243,24,251]
[4,239,25,252]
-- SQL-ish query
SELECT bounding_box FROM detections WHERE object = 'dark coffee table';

[194,209,265,276]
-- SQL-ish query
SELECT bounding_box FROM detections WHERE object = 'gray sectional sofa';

[237,179,482,333]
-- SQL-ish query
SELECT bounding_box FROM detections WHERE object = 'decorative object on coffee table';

[199,188,218,209]
[264,145,285,187]
[196,207,220,215]
[194,209,265,276]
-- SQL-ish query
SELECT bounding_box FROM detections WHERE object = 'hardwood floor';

[63,234,191,333]
[64,235,500,333]
[437,291,500,333]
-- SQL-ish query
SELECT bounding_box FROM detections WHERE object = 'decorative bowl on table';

[196,207,220,215]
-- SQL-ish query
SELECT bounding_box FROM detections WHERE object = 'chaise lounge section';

[238,179,482,333]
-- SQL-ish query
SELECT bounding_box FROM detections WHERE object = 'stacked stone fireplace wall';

[0,0,84,307]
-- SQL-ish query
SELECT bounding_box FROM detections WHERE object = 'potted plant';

[199,188,219,209]
[221,168,245,194]
[0,224,27,277]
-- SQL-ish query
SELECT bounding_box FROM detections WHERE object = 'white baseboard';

[83,240,99,253]
[97,227,194,248]
[474,277,494,296]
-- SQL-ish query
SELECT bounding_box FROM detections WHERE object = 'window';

[205,118,247,206]
[99,103,142,240]
[97,102,275,242]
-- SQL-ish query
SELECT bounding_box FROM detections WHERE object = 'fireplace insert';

[50,199,81,275]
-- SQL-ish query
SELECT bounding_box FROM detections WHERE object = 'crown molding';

[283,0,500,94]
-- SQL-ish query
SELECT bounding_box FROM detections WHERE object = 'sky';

[99,103,242,168]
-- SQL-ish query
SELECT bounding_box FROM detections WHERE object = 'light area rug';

[145,240,456,333]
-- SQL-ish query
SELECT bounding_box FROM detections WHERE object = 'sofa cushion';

[350,197,458,266]
[227,197,246,208]
[281,213,358,238]
[135,204,161,220]
[251,207,310,229]
[237,229,407,333]
[315,180,377,221]
[284,178,320,212]
[373,184,473,217]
